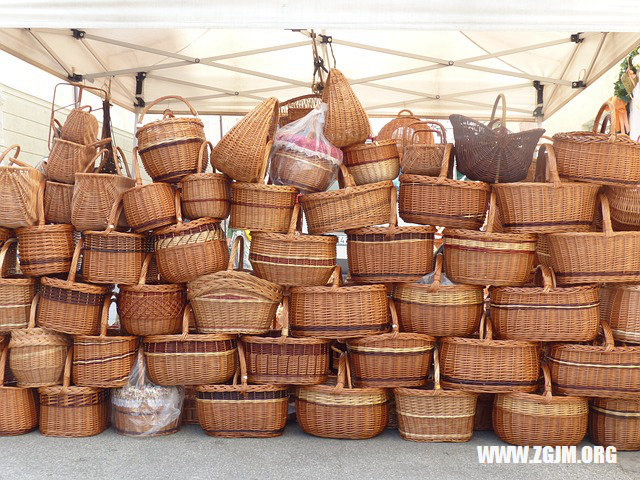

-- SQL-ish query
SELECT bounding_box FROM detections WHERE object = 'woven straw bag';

[51,82,105,146]
[401,121,449,176]
[179,141,230,221]
[117,254,186,336]
[347,187,435,283]
[603,284,640,344]
[493,144,600,233]
[342,139,400,185]
[47,127,112,184]
[0,144,45,228]
[289,266,390,339]
[490,265,599,342]
[136,96,206,183]
[279,94,321,127]
[493,364,588,446]
[347,300,436,387]
[0,239,36,333]
[196,343,289,438]
[553,102,640,185]
[322,69,371,148]
[590,398,640,451]
[378,110,431,159]
[211,97,279,182]
[399,144,491,229]
[43,179,73,224]
[394,347,477,443]
[0,347,38,435]
[391,254,483,337]
[38,349,109,437]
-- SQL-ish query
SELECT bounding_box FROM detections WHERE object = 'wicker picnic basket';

[241,297,331,385]
[71,147,135,231]
[289,266,390,339]
[590,398,640,451]
[249,204,337,286]
[43,179,73,224]
[47,129,111,184]
[53,82,103,145]
[212,97,279,182]
[440,314,540,393]
[603,284,640,344]
[490,265,599,342]
[37,238,111,335]
[378,110,431,158]
[347,300,435,387]
[38,349,109,437]
[394,347,477,442]
[605,185,640,229]
[154,190,228,284]
[143,306,237,386]
[0,144,44,228]
[0,239,36,333]
[136,96,205,183]
[548,319,640,399]
[179,141,230,221]
[547,194,640,285]
[117,254,186,336]
[279,94,322,127]
[72,296,138,388]
[322,69,371,148]
[391,254,484,337]
[398,144,491,229]
[0,347,38,435]
[188,236,283,335]
[443,193,537,286]
[493,144,600,233]
[342,139,400,185]
[450,94,544,183]
[493,364,588,446]
[553,102,640,185]
[300,165,393,234]
[347,187,435,283]
[401,121,449,176]
[196,342,289,438]
[295,351,388,439]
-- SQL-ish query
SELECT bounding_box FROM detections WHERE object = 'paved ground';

[1,424,639,480]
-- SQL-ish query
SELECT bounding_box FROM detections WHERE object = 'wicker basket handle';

[0,342,8,385]
[98,296,114,337]
[103,192,126,234]
[435,144,454,183]
[181,304,193,340]
[34,180,46,227]
[427,254,444,291]
[115,146,131,178]
[484,191,498,234]
[138,95,199,124]
[593,101,618,139]
[87,137,113,150]
[60,347,73,391]
[0,237,16,280]
[334,351,353,391]
[397,109,414,116]
[541,363,553,400]
[48,118,64,150]
[534,265,557,292]
[173,189,184,226]
[388,186,398,231]
[600,319,616,352]
[489,94,507,129]
[0,144,30,168]
[227,236,245,271]
[277,296,290,340]
[423,121,447,144]
[26,293,39,330]
[401,121,427,149]
[80,148,110,173]
[67,237,83,283]
[338,164,356,188]
[70,82,108,104]
[286,203,302,236]
[328,265,342,289]
[432,345,441,391]
[136,254,153,286]
[237,341,249,389]
[598,193,614,237]
[257,140,274,183]
[478,312,493,341]
[197,141,214,174]
[388,299,400,337]
[132,147,144,187]
[536,144,562,187]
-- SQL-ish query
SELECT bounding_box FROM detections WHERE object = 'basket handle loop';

[104,192,125,234]
[600,319,616,352]
[257,140,273,183]
[34,180,46,227]
[0,237,17,279]
[489,94,507,128]
[278,296,290,340]
[334,351,353,391]
[98,296,113,337]
[132,147,144,187]
[181,304,193,340]
[593,101,618,140]
[388,186,398,230]
[534,265,556,292]
[87,137,113,150]
[329,265,342,289]
[484,191,498,234]
[197,141,214,174]
[541,363,553,400]
[598,193,614,237]
[62,346,73,391]
[423,121,447,144]
[81,148,110,173]
[67,237,83,283]
[26,293,39,329]
[397,109,414,116]
[137,253,153,286]
[115,146,130,178]
[432,345,441,391]
[537,144,562,187]
[388,298,400,338]
[427,254,444,291]
[48,118,63,150]
[227,236,245,271]
[138,95,199,124]
[435,144,454,183]
[173,189,184,226]
[338,164,356,188]
[478,312,493,341]
[0,342,7,385]
[286,203,301,236]
[0,144,25,167]
[237,341,249,389]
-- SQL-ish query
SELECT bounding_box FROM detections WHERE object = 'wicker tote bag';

[342,139,400,185]
[0,144,44,228]
[0,238,36,333]
[0,346,38,435]
[401,120,449,176]
[47,128,112,184]
[590,398,640,451]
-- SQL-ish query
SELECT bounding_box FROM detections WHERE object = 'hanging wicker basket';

[401,120,449,176]
[47,128,112,184]
[590,398,640,451]
[43,179,73,224]
[0,238,36,333]
[0,144,44,228]
[0,347,38,435]
[279,94,322,127]
[342,139,400,185]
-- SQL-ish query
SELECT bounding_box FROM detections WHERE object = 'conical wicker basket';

[590,398,640,451]
[0,345,38,435]
[0,238,36,333]
[43,179,73,224]
[0,144,44,228]
[342,139,399,185]
[400,120,448,175]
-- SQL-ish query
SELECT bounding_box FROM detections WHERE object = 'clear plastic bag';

[269,103,343,194]
[111,350,184,437]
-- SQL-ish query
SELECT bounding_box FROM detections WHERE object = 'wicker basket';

[401,121,449,176]
[322,69,371,148]
[295,351,388,439]
[548,194,640,285]
[188,236,283,335]
[347,300,435,387]
[490,265,599,342]
[493,144,600,233]
[347,186,435,283]
[398,144,491,229]
[0,144,44,228]
[212,97,279,182]
[605,185,640,229]
[136,96,205,183]
[53,82,103,145]
[394,347,477,442]
[47,132,112,184]
[117,254,186,336]
[377,110,430,159]
[0,344,38,435]
[342,139,400,185]
[38,349,109,437]
[590,398,640,451]
[43,180,73,224]
[300,164,393,234]
[604,284,640,344]
[493,364,588,446]
[143,306,237,386]
[391,254,483,337]
[548,319,640,399]
[179,141,230,221]
[0,238,36,333]
[443,193,537,286]
[241,297,331,385]
[553,102,640,185]
[249,204,337,286]
[279,94,322,127]
[289,266,390,339]
[196,342,289,438]
[440,314,540,393]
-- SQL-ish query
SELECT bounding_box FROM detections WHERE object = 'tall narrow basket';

[0,144,44,228]
[43,179,73,224]
[0,347,38,435]
[47,132,111,184]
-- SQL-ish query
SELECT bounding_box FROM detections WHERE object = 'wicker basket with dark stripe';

[0,238,36,333]
[0,346,38,435]
[603,284,640,344]
[342,139,399,185]
[605,184,640,229]
[590,398,640,451]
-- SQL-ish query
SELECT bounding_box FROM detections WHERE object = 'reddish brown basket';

[347,300,435,387]
[347,187,434,283]
[605,284,640,344]
[0,144,44,228]
[43,179,73,224]
[590,398,640,451]
[342,139,399,185]
[493,364,588,446]
[289,266,390,339]
[401,121,448,176]
[0,238,36,333]
[0,346,38,435]
[391,254,483,337]
[490,265,599,342]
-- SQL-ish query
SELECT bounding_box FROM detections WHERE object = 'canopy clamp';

[533,80,544,117]
[135,71,146,107]
[71,29,86,40]
[572,80,586,88]
[68,73,83,82]
[571,33,584,44]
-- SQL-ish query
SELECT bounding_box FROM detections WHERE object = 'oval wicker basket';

[135,95,205,183]
[440,314,540,394]
[590,398,640,451]
[0,347,38,435]
[401,120,448,176]
[289,266,390,339]
[378,110,431,159]
[347,187,435,283]
[493,364,588,446]
[0,144,44,228]
[0,238,36,333]
[391,254,483,337]
[605,184,640,229]
[342,139,400,185]
[398,144,491,229]
[490,265,600,342]
[47,131,111,184]
[346,300,435,387]
[604,283,640,344]
[43,179,73,224]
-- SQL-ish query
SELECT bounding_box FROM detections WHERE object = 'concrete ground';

[1,424,639,480]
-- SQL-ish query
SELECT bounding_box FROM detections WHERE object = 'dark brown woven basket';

[590,398,640,451]
[0,346,38,435]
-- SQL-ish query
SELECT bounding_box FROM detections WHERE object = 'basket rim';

[553,131,640,147]
[548,230,640,239]
[154,217,221,237]
[231,182,298,193]
[492,181,601,191]
[187,269,283,301]
[180,172,228,183]
[16,223,74,234]
[83,229,146,240]
[119,283,185,294]
[392,282,484,293]
[399,173,491,191]
[251,231,338,244]
[297,382,387,397]
[290,283,388,294]
[136,116,204,136]
[342,139,397,152]
[0,276,36,286]
[300,180,393,202]
[40,276,110,294]
[549,343,640,354]
[142,332,236,343]
[347,332,436,346]
[602,283,640,292]
[196,384,288,393]
[444,228,537,243]
[38,385,104,395]
[441,336,539,348]
[394,386,477,399]
[241,334,330,346]
[346,225,436,235]
[496,391,588,405]
[490,284,599,295]
[73,333,138,342]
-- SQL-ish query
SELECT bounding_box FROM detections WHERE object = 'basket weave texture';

[0,238,36,333]
[342,139,399,185]
[401,120,448,176]
[0,346,38,435]
[590,398,640,451]
[0,145,44,229]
